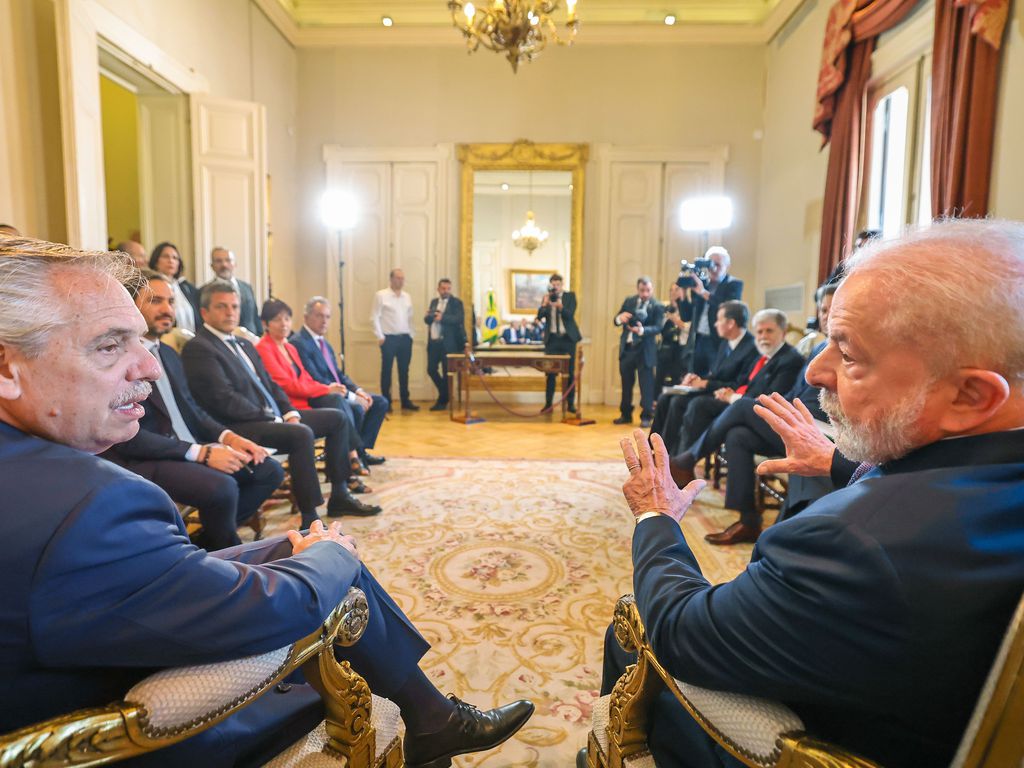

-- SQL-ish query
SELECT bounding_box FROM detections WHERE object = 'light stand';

[320,190,358,374]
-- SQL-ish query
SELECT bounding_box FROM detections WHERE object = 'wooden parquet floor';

[373,402,638,460]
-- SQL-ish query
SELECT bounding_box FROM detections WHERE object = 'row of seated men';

[3,222,1024,768]
[497,317,545,344]
[102,269,391,550]
[648,286,839,545]
[0,233,536,768]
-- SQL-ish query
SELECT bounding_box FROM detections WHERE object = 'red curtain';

[931,0,1011,218]
[814,0,921,283]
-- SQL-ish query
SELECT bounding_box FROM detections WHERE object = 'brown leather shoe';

[669,456,695,488]
[705,522,760,546]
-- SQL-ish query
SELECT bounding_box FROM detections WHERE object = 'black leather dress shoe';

[429,401,448,411]
[404,695,534,768]
[326,491,381,517]
[347,478,372,494]
[402,401,421,411]
[612,416,632,425]
[362,452,386,466]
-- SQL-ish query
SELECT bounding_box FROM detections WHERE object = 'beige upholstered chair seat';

[267,698,402,767]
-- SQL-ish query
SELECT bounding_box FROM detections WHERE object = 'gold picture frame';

[508,269,553,315]
[457,140,588,343]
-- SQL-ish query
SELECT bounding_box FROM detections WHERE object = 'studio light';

[319,189,359,231]
[679,195,734,232]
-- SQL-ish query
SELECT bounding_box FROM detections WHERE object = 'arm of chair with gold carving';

[584,595,882,768]
[0,587,401,768]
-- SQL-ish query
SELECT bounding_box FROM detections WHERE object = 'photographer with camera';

[656,283,690,389]
[677,246,743,378]
[613,277,665,428]
[537,273,581,413]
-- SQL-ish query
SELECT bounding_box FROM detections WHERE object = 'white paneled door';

[322,148,451,399]
[190,95,268,301]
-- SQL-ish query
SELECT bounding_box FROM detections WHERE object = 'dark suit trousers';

[356,394,388,451]
[308,393,361,453]
[380,334,413,404]
[600,624,743,768]
[229,410,351,516]
[544,334,576,409]
[118,458,284,551]
[619,344,655,419]
[686,333,720,378]
[653,392,702,454]
[426,339,449,402]
[678,396,730,455]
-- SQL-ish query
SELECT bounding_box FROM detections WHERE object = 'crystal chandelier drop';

[446,0,579,73]
[512,210,549,253]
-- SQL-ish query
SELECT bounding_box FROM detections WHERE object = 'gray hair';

[304,295,331,315]
[705,246,731,265]
[845,218,1024,383]
[752,308,788,331]
[199,279,238,309]
[0,237,142,358]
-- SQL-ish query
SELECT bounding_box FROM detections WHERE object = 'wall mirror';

[457,141,588,348]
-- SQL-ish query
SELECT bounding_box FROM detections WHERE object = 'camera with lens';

[630,305,648,331]
[676,256,713,289]
[548,287,561,302]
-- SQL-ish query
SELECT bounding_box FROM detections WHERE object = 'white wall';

[294,43,766,398]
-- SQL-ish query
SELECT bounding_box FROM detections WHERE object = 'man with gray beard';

[608,219,1024,768]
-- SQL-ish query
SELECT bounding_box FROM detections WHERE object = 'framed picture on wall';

[508,269,553,315]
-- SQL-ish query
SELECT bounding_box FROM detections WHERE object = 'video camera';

[676,256,713,289]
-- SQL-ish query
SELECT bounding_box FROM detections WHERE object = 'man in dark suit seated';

[649,300,758,454]
[613,277,666,428]
[423,278,466,410]
[500,318,527,345]
[667,308,803,461]
[103,270,284,551]
[203,246,261,336]
[292,296,388,467]
[675,285,839,545]
[182,281,379,526]
[0,236,534,768]
[677,246,743,377]
[605,218,1024,768]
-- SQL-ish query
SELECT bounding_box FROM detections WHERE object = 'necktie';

[318,337,341,384]
[736,355,768,395]
[431,299,447,340]
[226,337,282,418]
[848,462,876,485]
[552,299,562,336]
[149,347,198,443]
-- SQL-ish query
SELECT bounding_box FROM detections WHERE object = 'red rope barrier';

[465,354,585,419]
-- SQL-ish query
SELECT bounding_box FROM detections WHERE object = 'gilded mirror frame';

[457,140,589,345]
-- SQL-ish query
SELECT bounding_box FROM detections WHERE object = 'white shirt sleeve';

[370,292,385,340]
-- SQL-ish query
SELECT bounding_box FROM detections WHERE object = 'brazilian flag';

[482,289,500,344]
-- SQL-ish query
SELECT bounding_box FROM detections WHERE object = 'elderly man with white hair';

[678,245,743,377]
[606,219,1024,768]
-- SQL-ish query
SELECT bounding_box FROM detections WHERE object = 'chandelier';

[447,0,579,73]
[512,210,549,252]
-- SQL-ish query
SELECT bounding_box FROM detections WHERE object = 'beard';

[819,387,927,465]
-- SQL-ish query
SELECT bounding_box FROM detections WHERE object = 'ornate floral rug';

[260,458,751,767]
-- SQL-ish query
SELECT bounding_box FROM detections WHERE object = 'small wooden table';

[446,350,573,424]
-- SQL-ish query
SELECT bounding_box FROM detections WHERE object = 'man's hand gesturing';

[753,393,835,477]
[620,429,705,523]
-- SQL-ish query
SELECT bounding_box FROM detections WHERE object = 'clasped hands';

[620,430,705,523]
[203,432,269,474]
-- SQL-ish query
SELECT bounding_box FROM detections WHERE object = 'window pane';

[867,86,910,239]
[917,85,932,227]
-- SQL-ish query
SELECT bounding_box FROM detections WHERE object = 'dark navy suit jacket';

[633,429,1024,767]
[0,421,425,766]
[703,332,759,392]
[615,296,666,368]
[679,274,743,348]
[291,327,360,392]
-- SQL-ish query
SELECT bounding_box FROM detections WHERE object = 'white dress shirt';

[430,297,448,340]
[371,289,414,339]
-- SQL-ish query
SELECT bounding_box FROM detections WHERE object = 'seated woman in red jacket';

[256,299,371,493]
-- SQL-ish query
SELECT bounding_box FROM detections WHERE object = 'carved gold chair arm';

[0,586,373,768]
[595,595,882,768]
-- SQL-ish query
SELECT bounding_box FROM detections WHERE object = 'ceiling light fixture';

[512,171,549,252]
[447,0,580,73]
[381,15,394,26]
[664,14,676,25]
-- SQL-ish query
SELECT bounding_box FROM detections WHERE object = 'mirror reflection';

[471,170,573,346]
